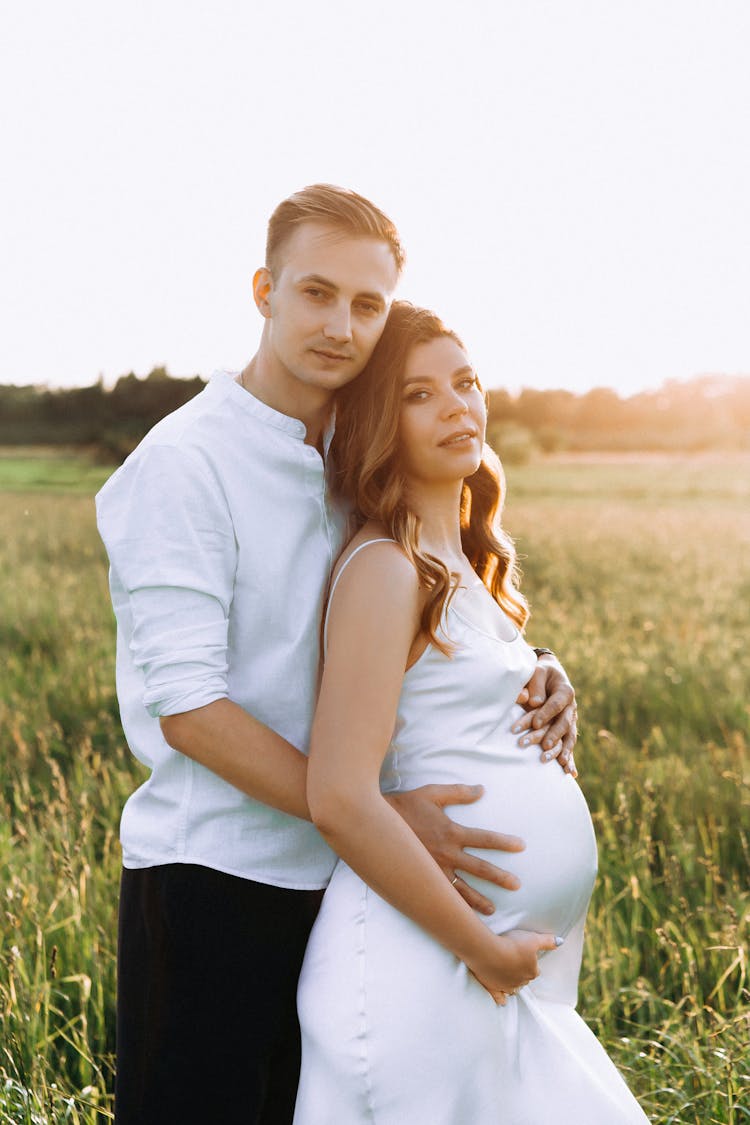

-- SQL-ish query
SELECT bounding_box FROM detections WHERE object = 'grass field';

[0,449,748,1123]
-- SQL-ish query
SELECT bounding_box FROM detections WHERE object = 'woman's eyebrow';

[403,366,474,386]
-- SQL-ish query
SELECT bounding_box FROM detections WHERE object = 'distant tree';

[1,370,747,456]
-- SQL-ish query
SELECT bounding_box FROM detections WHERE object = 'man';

[96,185,576,1124]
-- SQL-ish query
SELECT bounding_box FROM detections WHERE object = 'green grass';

[1,453,748,1122]
[0,448,112,495]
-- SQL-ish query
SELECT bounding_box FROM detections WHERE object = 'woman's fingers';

[540,739,563,763]
[563,751,578,778]
[518,723,550,749]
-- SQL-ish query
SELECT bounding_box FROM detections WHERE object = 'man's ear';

[253,267,273,318]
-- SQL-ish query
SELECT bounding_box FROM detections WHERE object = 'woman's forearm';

[310,782,498,967]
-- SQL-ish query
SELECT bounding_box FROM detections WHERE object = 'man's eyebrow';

[403,366,474,386]
[297,273,338,290]
[296,274,386,305]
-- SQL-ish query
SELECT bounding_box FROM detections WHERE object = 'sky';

[2,0,749,397]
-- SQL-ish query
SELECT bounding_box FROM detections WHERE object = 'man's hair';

[266,184,405,276]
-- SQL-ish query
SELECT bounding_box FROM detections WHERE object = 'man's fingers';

[530,687,575,730]
[456,827,525,854]
[450,874,497,916]
[455,854,521,891]
[539,703,576,748]
[426,783,484,808]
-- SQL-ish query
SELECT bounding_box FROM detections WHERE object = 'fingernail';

[471,785,483,795]
[542,752,553,762]
[530,696,544,706]
[554,935,565,947]
[542,738,553,749]
[482,904,495,916]
[521,737,531,747]
[511,723,521,733]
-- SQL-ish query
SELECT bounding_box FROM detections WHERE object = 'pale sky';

[2,0,749,396]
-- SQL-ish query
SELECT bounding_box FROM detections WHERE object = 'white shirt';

[95,371,347,888]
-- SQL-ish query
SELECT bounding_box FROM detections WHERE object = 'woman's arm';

[307,542,557,1000]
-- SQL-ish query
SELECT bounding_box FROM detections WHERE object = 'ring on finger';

[450,874,460,886]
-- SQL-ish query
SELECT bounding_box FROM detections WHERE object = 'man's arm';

[160,699,310,819]
[385,784,524,915]
[97,444,318,818]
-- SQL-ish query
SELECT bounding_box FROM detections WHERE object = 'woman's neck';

[407,480,465,567]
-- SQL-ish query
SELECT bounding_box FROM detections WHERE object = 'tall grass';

[0,454,748,1122]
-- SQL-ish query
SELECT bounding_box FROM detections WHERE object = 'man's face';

[257,222,399,396]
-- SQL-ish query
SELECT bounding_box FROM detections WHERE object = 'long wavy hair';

[331,301,529,651]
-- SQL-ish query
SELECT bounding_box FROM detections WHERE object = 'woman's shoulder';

[332,524,418,595]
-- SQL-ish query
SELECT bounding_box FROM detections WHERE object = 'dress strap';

[323,538,397,655]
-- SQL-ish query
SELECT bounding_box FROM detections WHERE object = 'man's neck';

[239,353,332,448]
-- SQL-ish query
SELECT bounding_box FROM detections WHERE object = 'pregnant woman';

[294,302,647,1123]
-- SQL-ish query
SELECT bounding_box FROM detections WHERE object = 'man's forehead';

[279,222,398,291]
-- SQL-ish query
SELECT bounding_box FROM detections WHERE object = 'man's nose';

[322,303,353,343]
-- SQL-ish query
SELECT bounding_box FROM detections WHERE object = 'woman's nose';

[443,391,469,417]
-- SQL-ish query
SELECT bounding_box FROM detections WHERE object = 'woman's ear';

[253,268,273,318]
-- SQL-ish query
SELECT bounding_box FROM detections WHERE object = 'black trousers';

[115,864,322,1125]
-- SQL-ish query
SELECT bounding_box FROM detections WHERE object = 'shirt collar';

[213,371,337,451]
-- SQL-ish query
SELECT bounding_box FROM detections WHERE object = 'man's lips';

[310,348,354,362]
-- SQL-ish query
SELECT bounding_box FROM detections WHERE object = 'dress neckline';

[449,583,521,645]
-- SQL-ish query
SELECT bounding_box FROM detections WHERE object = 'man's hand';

[513,654,578,776]
[386,784,524,915]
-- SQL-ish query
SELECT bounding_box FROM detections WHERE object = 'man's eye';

[305,288,326,299]
[356,302,380,315]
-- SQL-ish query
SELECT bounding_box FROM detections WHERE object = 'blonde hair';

[331,301,529,652]
[266,184,405,276]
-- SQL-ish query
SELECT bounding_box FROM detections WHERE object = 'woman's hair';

[331,301,529,651]
[266,183,406,277]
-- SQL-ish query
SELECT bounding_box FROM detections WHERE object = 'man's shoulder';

[140,371,238,449]
[96,375,242,510]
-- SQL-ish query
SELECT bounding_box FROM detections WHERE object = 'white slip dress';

[294,540,648,1124]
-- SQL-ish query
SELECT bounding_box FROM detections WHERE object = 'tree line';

[0,367,748,463]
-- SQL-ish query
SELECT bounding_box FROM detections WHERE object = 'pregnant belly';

[405,746,598,938]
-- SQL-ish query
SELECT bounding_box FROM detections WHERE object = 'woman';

[294,303,647,1123]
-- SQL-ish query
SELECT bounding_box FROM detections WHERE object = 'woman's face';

[398,335,486,486]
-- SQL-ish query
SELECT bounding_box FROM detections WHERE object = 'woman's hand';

[467,929,562,1005]
[514,654,578,775]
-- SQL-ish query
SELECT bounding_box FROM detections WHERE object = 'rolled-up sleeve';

[96,443,237,717]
